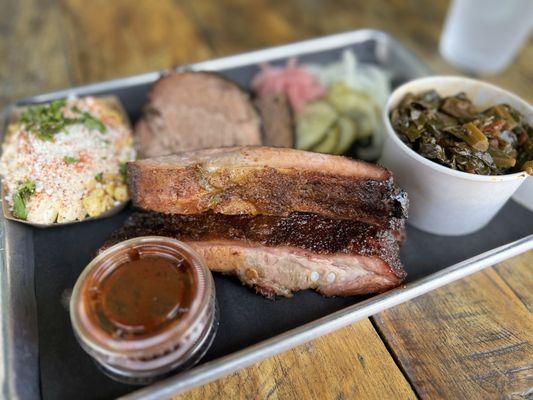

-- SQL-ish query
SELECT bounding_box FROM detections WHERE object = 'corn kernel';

[113,185,128,202]
[85,179,96,190]
[104,182,116,197]
[82,189,107,217]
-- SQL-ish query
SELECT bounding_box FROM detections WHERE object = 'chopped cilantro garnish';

[95,172,104,183]
[18,180,36,195]
[12,180,36,220]
[12,194,26,219]
[82,112,106,133]
[20,100,68,141]
[20,99,106,141]
[64,156,78,164]
[119,162,127,184]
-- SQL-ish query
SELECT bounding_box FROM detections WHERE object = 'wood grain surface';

[61,0,212,84]
[0,0,72,108]
[175,320,417,400]
[1,1,532,399]
[495,252,533,313]
[374,267,533,400]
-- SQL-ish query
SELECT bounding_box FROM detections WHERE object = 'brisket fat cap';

[102,211,406,298]
[134,72,262,158]
[127,146,408,230]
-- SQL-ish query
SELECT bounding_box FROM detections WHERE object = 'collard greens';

[390,90,532,175]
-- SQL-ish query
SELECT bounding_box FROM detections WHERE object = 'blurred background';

[1,0,531,109]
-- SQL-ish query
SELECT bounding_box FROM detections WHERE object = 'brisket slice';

[254,92,294,148]
[128,146,408,229]
[134,72,262,158]
[102,211,406,298]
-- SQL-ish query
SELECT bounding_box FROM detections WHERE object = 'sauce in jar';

[70,237,217,384]
[89,254,194,340]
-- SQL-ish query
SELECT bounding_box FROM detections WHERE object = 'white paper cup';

[512,177,533,211]
[380,76,531,236]
[439,0,533,75]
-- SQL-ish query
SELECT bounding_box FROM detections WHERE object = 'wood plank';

[0,0,72,109]
[173,319,416,400]
[59,0,213,84]
[184,0,299,56]
[374,265,533,400]
[494,251,533,313]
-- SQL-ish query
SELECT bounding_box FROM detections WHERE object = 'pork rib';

[127,146,408,228]
[103,211,406,298]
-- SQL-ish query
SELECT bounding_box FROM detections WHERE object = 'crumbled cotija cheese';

[0,97,136,224]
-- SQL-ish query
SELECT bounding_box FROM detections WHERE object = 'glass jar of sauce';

[70,236,217,384]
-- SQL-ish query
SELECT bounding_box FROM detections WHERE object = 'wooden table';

[2,1,531,398]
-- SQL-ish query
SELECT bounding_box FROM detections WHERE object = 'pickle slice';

[327,82,372,114]
[334,116,357,154]
[347,110,374,140]
[312,124,340,154]
[327,82,375,139]
[295,101,337,150]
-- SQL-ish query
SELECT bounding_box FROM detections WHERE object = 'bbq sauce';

[70,237,217,384]
[89,254,194,340]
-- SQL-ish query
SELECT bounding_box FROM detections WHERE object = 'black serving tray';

[1,30,531,400]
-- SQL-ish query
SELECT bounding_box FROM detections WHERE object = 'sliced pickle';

[334,116,357,154]
[312,125,339,154]
[327,82,371,114]
[347,110,374,140]
[327,82,375,139]
[295,101,337,150]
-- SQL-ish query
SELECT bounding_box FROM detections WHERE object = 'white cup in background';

[440,0,533,75]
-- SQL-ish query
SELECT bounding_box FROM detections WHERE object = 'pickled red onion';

[251,58,325,113]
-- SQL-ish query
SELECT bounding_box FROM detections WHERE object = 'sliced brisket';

[254,92,294,148]
[134,72,262,158]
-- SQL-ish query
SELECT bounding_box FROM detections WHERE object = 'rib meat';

[128,146,408,229]
[103,211,406,298]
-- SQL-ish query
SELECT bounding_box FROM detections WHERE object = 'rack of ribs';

[117,146,408,298]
